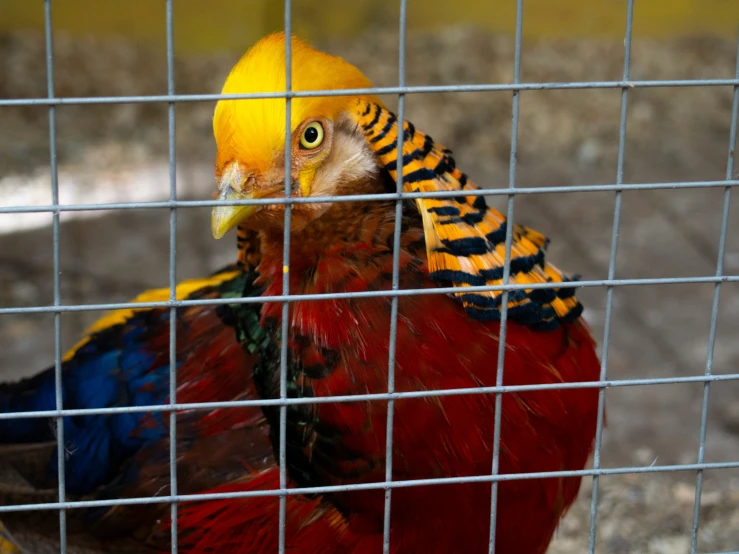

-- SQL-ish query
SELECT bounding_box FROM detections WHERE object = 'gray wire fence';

[0,1,738,554]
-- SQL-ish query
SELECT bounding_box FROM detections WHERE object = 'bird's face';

[212,113,381,237]
[211,33,381,239]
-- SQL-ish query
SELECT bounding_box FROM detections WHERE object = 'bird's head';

[209,34,585,328]
[211,32,385,239]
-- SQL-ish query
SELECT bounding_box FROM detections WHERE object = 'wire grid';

[0,1,737,553]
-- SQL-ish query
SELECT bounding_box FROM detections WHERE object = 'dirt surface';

[1,26,738,553]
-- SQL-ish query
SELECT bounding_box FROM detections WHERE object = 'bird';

[201,32,601,554]
[0,32,602,554]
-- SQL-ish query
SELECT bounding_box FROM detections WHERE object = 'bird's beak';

[211,161,288,239]
[211,184,258,240]
[211,161,266,239]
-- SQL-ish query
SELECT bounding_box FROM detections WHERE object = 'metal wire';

[3,372,739,421]
[2,2,738,554]
[588,1,634,550]
[2,275,738,317]
[165,1,179,552]
[279,2,293,551]
[1,460,739,515]
[2,78,739,108]
[3,179,739,215]
[382,1,408,551]
[44,1,67,553]
[488,1,523,551]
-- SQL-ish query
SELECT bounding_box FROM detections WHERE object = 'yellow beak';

[211,185,258,239]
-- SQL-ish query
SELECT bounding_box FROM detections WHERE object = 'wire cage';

[0,0,738,553]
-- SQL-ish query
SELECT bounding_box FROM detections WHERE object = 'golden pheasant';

[0,32,600,554]
[198,32,601,554]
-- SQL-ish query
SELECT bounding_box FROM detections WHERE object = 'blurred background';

[1,0,738,552]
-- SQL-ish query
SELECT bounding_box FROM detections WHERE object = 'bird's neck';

[255,199,398,292]
[251,196,429,352]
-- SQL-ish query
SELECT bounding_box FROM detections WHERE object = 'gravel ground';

[1,26,738,553]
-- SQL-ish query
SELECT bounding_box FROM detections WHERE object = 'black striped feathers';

[351,100,583,330]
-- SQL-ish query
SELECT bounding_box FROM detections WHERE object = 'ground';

[0,25,738,553]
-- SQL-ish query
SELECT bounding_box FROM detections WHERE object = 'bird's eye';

[299,122,325,150]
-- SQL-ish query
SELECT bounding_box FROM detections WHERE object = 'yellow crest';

[214,33,380,175]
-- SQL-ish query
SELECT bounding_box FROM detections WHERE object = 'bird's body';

[236,212,599,554]
[0,32,602,553]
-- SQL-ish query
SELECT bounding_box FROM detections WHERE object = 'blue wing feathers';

[0,270,256,508]
[0,368,61,443]
[0,312,173,495]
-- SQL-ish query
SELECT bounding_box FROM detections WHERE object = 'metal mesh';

[0,1,737,553]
